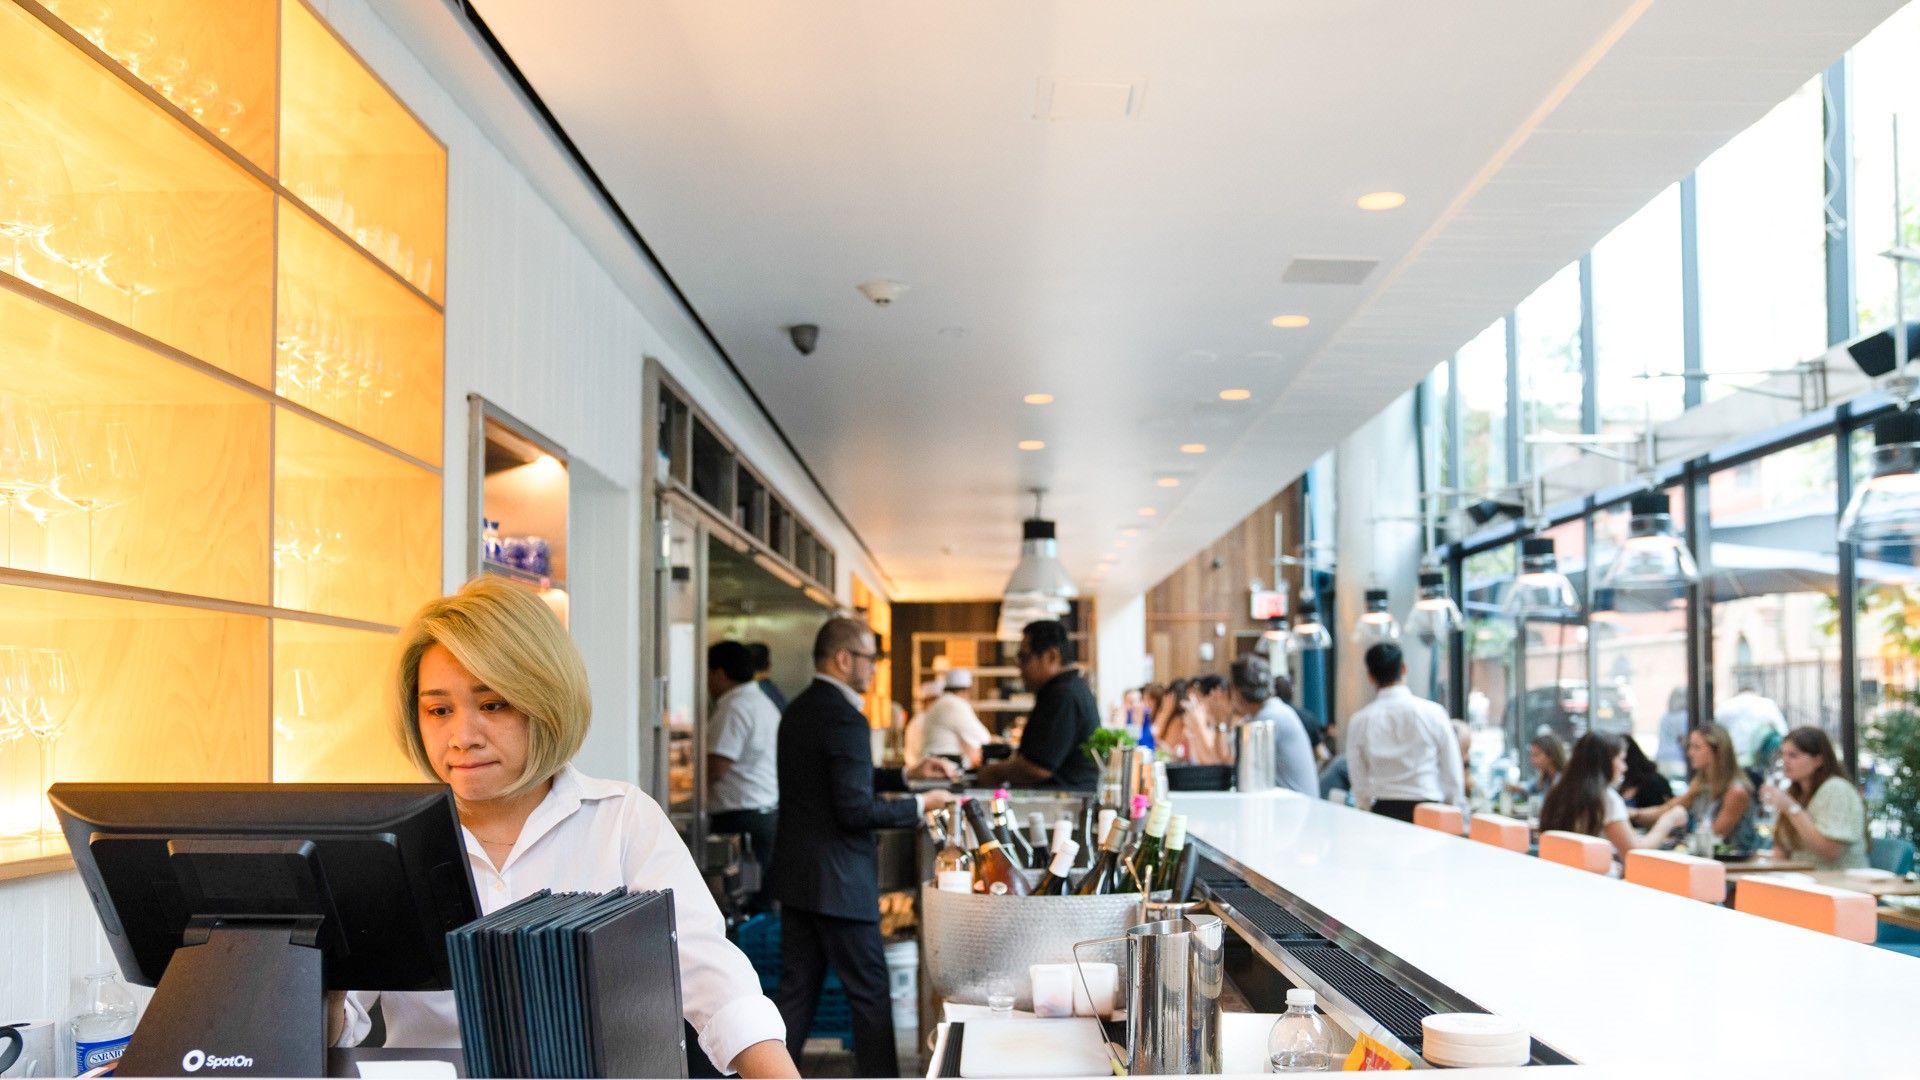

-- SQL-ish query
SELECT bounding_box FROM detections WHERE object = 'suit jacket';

[767,677,918,921]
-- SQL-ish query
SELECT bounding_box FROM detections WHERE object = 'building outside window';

[1591,487,1693,779]
[1694,77,1829,403]
[1706,436,1841,765]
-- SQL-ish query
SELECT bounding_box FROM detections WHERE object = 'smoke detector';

[857,279,909,306]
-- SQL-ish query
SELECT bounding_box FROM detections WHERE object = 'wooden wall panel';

[1143,482,1305,683]
[890,601,1000,706]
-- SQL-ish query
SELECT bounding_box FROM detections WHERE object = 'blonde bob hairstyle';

[393,576,591,799]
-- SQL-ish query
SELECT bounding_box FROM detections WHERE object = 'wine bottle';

[992,789,1037,868]
[1155,814,1188,893]
[1076,799,1099,868]
[1133,802,1173,893]
[1033,839,1080,896]
[1129,793,1151,821]
[963,799,1032,896]
[1074,814,1129,895]
[932,809,973,892]
[1169,842,1198,902]
[1050,818,1075,868]
[1027,812,1050,870]
[1113,816,1150,894]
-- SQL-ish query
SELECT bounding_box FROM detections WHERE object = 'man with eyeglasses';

[768,617,957,1077]
[975,619,1100,790]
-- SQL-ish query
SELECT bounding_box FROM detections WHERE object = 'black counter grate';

[1208,886,1323,942]
[1197,858,1243,886]
[1283,944,1433,1046]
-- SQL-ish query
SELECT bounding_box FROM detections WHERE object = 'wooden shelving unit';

[0,0,447,873]
[910,631,1092,731]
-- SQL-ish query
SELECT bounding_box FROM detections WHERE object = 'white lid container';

[1422,1012,1528,1068]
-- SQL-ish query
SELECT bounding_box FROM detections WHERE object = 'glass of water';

[986,974,1016,1014]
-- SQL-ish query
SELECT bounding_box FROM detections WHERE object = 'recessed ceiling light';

[1138,507,1158,517]
[1157,477,1181,488]
[1018,440,1046,451]
[1180,443,1207,454]
[1357,191,1407,211]
[1270,314,1311,329]
[1023,393,1054,405]
[1219,388,1252,402]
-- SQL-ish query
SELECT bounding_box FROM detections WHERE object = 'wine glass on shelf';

[51,411,141,579]
[0,393,57,566]
[0,104,75,292]
[0,646,33,840]
[274,666,318,742]
[23,647,77,839]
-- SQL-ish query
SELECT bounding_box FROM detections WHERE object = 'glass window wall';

[1592,487,1694,780]
[1849,2,1920,335]
[1695,77,1829,402]
[1456,319,1509,495]
[1514,263,1586,478]
[1591,185,1685,435]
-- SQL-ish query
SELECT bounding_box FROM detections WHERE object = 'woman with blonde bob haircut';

[333,578,798,1078]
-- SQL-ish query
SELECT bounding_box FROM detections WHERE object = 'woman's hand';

[729,1039,800,1078]
[1757,783,1792,813]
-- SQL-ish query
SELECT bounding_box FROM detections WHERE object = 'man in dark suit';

[769,617,956,1077]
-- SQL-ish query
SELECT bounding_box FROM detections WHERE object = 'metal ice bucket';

[1234,718,1276,792]
[920,883,1141,1011]
[1073,914,1224,1075]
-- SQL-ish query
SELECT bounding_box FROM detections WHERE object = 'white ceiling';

[467,0,1901,601]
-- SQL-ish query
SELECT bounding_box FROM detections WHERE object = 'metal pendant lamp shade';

[1839,410,1920,545]
[1502,537,1581,618]
[1600,490,1698,591]
[1289,597,1332,653]
[1351,588,1400,645]
[1408,570,1463,646]
[998,517,1077,640]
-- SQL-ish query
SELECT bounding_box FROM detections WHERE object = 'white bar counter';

[1181,791,1920,1074]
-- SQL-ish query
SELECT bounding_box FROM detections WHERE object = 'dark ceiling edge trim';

[448,0,896,595]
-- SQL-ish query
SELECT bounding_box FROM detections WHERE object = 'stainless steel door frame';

[657,493,710,859]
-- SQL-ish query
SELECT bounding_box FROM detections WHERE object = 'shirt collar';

[1374,685,1413,702]
[1040,667,1081,693]
[814,674,866,710]
[467,764,621,872]
[715,681,760,711]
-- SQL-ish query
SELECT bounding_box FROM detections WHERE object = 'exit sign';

[1250,590,1288,620]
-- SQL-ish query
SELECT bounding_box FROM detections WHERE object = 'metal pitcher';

[1234,719,1275,793]
[1072,914,1224,1075]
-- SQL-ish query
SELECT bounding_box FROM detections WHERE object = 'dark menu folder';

[448,889,688,1079]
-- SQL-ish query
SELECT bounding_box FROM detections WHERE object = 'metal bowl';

[920,882,1141,1011]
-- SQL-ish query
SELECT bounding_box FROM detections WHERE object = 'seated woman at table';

[1540,733,1686,862]
[1637,723,1756,851]
[1153,678,1227,764]
[1617,734,1673,812]
[1506,732,1566,805]
[1761,726,1870,871]
[329,577,799,1077]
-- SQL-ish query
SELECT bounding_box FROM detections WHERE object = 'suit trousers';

[775,907,898,1077]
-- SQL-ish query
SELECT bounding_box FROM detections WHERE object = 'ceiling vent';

[1282,257,1379,285]
[1036,77,1147,121]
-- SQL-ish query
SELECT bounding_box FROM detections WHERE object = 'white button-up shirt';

[914,693,993,763]
[1344,685,1466,812]
[707,681,782,812]
[341,766,783,1071]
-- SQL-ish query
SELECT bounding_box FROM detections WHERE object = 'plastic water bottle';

[71,969,136,1075]
[1267,988,1331,1072]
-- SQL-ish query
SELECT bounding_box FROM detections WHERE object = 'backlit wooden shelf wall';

[0,0,448,874]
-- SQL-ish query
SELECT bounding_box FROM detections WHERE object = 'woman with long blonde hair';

[1640,723,1757,851]
[329,578,798,1077]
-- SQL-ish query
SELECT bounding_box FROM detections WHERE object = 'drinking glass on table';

[986,974,1016,1014]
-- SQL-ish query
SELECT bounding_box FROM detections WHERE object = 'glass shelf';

[272,618,417,783]
[0,284,271,603]
[277,201,444,466]
[274,408,441,628]
[279,0,446,302]
[0,583,268,840]
[37,0,279,170]
[0,0,274,384]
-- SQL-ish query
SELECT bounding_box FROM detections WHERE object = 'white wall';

[1094,592,1148,710]
[1,0,887,1031]
[1333,390,1427,720]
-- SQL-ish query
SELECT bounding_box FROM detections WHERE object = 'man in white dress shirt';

[1345,642,1466,823]
[1714,678,1788,768]
[915,669,995,768]
[707,640,783,909]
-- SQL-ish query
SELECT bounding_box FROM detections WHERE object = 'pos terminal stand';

[49,783,482,1079]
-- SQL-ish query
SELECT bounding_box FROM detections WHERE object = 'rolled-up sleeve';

[625,795,785,1072]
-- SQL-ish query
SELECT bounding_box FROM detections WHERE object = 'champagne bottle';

[1155,814,1188,893]
[963,799,1032,896]
[1033,838,1080,895]
[1076,799,1099,868]
[1050,818,1075,869]
[1074,814,1129,895]
[932,809,974,892]
[1169,842,1198,902]
[1027,812,1051,870]
[1133,802,1173,893]
[991,789,1036,868]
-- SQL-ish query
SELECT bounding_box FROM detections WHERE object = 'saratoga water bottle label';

[76,1035,131,1075]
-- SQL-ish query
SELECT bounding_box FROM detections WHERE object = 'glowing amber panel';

[0,585,267,843]
[0,1,273,383]
[0,285,270,603]
[280,0,446,302]
[272,619,417,783]
[37,0,279,169]
[273,408,440,627]
[277,201,444,465]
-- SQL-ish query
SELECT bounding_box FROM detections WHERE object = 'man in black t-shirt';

[975,619,1099,789]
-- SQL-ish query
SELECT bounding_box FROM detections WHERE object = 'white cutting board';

[958,1018,1116,1078]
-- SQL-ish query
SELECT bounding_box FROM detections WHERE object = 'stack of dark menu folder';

[448,889,686,1079]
